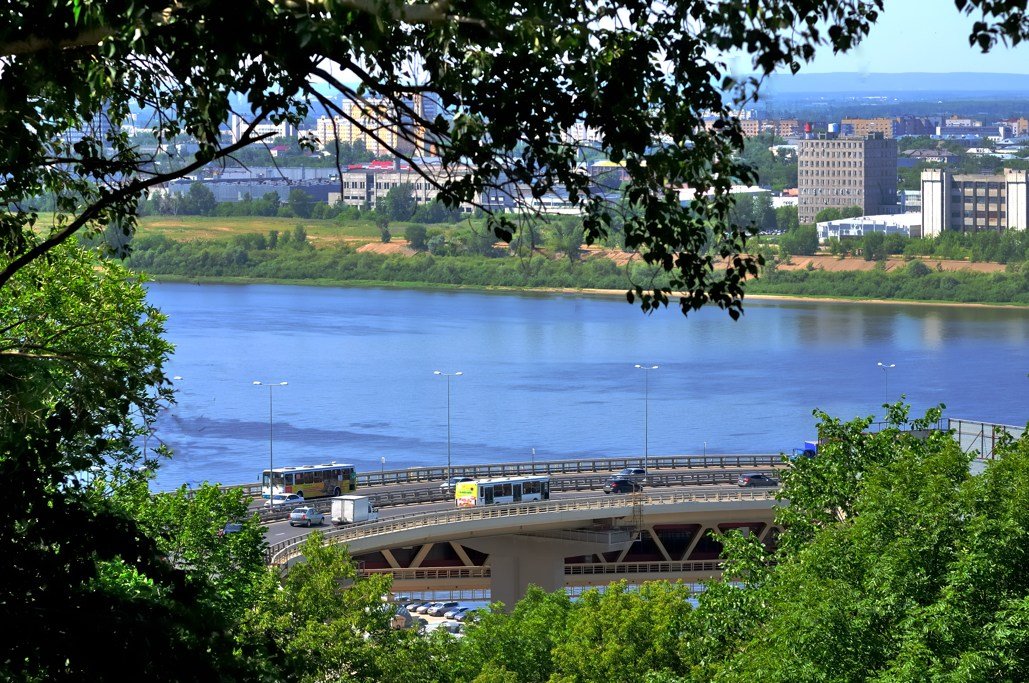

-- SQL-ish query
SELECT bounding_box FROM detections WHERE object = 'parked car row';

[399,599,484,624]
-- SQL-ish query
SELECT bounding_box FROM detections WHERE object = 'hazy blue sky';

[791,0,1029,73]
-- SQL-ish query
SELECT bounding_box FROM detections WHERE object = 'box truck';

[330,495,380,525]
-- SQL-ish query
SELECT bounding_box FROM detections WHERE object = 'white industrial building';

[816,213,922,242]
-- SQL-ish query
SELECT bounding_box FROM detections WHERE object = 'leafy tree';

[774,205,799,233]
[376,214,391,243]
[739,134,798,191]
[779,225,819,256]
[380,183,418,223]
[906,259,932,277]
[264,534,395,682]
[551,582,693,682]
[2,0,916,317]
[182,181,217,215]
[412,199,464,224]
[426,233,449,256]
[730,193,776,232]
[288,188,315,219]
[715,408,1029,682]
[456,587,572,682]
[862,231,887,261]
[0,243,263,681]
[404,223,428,250]
[547,217,585,262]
[291,224,310,249]
[461,227,500,257]
[813,205,865,224]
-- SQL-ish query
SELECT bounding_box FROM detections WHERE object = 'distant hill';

[762,72,1029,96]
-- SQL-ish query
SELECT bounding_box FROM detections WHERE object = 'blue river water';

[146,283,1029,491]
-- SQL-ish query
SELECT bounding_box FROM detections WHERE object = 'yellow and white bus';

[454,475,551,508]
[261,462,357,500]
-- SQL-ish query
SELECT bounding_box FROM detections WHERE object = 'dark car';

[737,473,778,487]
[603,476,643,494]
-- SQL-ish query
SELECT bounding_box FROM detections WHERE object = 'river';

[146,283,1029,491]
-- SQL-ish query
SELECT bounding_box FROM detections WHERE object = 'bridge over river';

[250,418,1021,605]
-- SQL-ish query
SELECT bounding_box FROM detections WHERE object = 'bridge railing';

[218,453,782,499]
[365,560,726,582]
[359,454,780,486]
[366,566,492,581]
[253,466,782,523]
[268,488,778,566]
[565,560,724,576]
[949,418,1025,460]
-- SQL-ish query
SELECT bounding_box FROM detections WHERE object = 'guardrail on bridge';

[253,466,782,523]
[949,418,1025,460]
[221,453,782,501]
[267,488,778,566]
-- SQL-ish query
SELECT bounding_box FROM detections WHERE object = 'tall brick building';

[797,133,898,224]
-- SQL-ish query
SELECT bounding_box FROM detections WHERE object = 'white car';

[288,506,325,527]
[266,493,305,508]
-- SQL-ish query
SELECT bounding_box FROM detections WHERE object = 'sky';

[774,0,1029,74]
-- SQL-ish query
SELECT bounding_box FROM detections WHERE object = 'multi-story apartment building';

[920,168,1029,236]
[314,94,441,157]
[797,132,898,224]
[739,118,803,138]
[228,114,297,144]
[839,116,933,138]
[840,117,896,138]
[315,103,401,157]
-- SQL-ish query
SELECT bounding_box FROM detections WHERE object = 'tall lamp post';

[634,364,659,472]
[433,370,463,480]
[876,362,895,408]
[253,380,287,500]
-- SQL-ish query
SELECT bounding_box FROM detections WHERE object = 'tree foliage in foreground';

[0,0,914,317]
[443,409,1029,683]
[0,244,251,681]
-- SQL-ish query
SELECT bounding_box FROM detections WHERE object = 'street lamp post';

[877,362,896,408]
[634,364,659,472]
[253,380,287,500]
[433,370,463,480]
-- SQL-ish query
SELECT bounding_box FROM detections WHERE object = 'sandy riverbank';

[521,287,1029,310]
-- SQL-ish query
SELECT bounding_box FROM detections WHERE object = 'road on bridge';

[262,481,758,548]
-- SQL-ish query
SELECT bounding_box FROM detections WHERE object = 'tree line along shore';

[109,214,1029,307]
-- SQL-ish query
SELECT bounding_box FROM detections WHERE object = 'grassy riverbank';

[123,233,1029,306]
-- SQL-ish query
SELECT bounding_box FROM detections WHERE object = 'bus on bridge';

[455,475,551,508]
[262,462,357,500]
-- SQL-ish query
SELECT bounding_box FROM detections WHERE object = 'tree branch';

[0,121,275,289]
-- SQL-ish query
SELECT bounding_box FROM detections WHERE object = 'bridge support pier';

[463,530,634,609]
